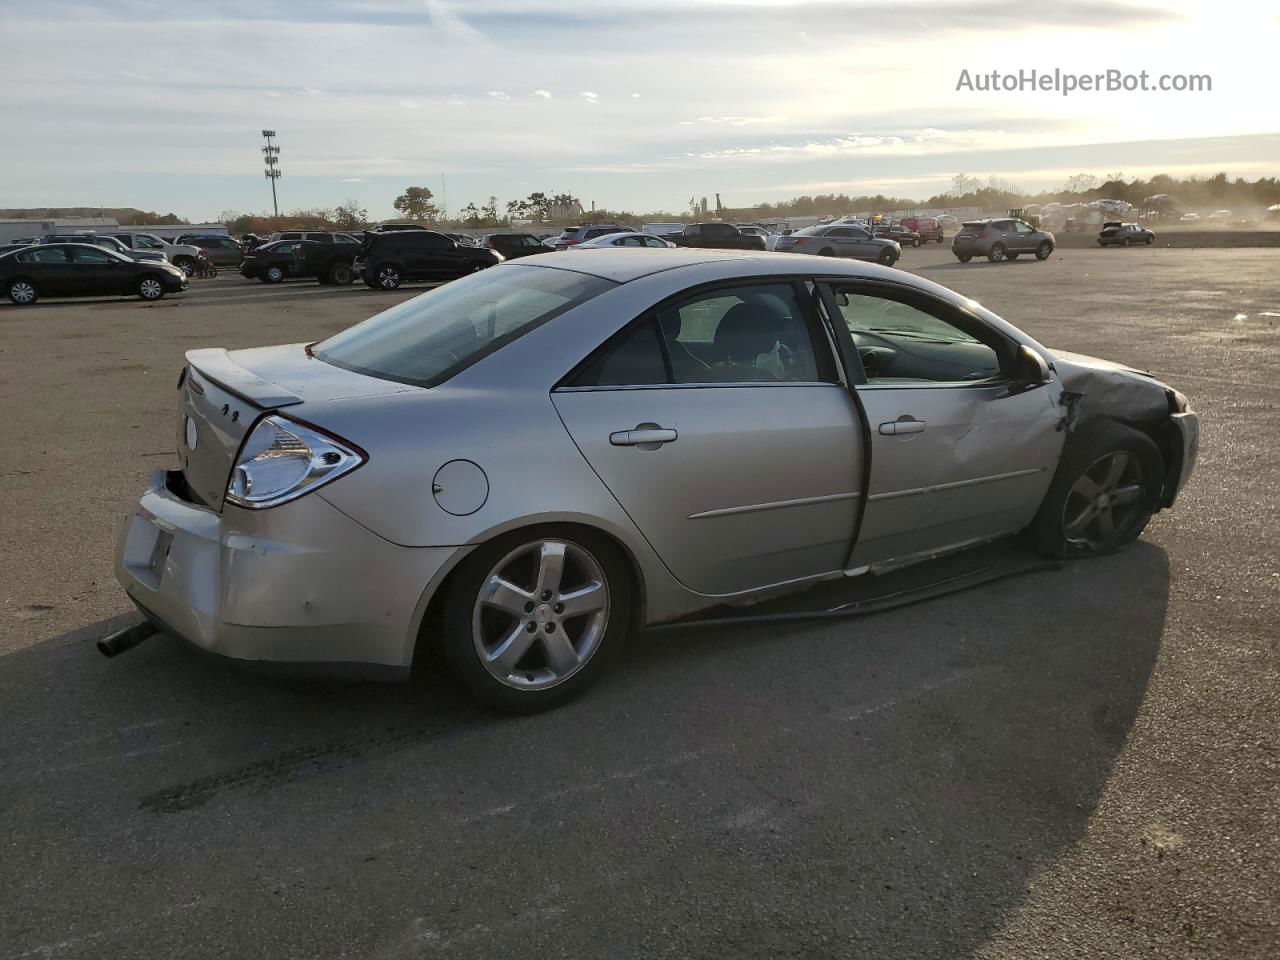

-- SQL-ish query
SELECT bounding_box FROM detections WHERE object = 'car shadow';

[1,542,1170,958]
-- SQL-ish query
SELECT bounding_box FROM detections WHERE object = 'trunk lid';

[177,344,418,509]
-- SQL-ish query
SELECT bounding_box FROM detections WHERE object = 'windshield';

[312,265,615,387]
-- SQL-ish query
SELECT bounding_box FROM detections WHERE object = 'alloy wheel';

[1061,451,1146,549]
[471,539,610,690]
[10,281,36,304]
[378,267,400,289]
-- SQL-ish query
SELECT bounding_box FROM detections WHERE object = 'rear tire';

[173,257,196,277]
[375,264,401,289]
[818,247,836,257]
[7,278,38,305]
[987,242,1006,262]
[956,254,972,263]
[1029,422,1162,559]
[440,526,631,713]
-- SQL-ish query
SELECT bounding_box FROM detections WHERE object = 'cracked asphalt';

[1,247,1277,958]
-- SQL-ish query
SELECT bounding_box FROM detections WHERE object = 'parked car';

[2,242,187,305]
[41,234,166,264]
[571,232,676,250]
[240,239,359,284]
[368,223,429,233]
[1206,209,1232,221]
[110,248,1198,712]
[445,233,480,248]
[109,233,204,275]
[481,233,550,259]
[952,219,1055,263]
[268,231,361,245]
[9,237,38,246]
[898,216,943,243]
[773,224,900,266]
[1097,222,1155,247]
[875,224,922,247]
[733,224,772,246]
[670,222,766,251]
[549,224,627,250]
[641,223,686,241]
[177,235,245,267]
[353,230,501,289]
[1178,213,1201,223]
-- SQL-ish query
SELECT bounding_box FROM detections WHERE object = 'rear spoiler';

[185,348,303,408]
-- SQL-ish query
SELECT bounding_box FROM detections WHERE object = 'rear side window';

[18,247,70,263]
[314,265,615,387]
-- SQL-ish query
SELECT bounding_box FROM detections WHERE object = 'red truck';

[898,216,944,243]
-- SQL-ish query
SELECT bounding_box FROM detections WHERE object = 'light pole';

[261,130,281,221]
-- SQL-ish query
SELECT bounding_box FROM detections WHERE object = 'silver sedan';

[571,231,676,250]
[114,249,1198,711]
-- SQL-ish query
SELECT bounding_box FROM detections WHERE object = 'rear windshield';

[960,221,986,229]
[794,226,823,236]
[312,265,615,387]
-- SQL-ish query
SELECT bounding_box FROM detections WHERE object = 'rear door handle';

[879,418,927,436]
[610,427,678,446]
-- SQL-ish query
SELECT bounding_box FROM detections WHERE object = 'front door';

[68,245,127,296]
[820,281,1065,566]
[553,280,863,597]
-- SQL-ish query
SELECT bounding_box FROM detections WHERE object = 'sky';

[1,0,1277,220]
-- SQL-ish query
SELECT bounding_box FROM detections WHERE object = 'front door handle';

[879,418,926,436]
[610,426,678,447]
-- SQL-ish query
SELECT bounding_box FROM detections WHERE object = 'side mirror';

[1016,344,1050,385]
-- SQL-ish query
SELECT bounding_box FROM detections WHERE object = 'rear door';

[16,245,79,295]
[819,280,1064,566]
[553,279,863,596]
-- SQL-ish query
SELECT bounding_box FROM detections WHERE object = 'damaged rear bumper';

[115,469,460,677]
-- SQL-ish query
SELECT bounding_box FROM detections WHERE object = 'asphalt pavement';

[1,247,1276,959]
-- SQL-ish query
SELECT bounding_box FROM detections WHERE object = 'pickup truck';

[108,233,204,275]
[670,222,766,251]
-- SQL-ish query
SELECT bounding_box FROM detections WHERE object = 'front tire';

[7,278,38,305]
[137,276,165,301]
[329,261,354,285]
[265,265,285,284]
[441,527,631,713]
[1035,241,1053,260]
[1029,422,1162,559]
[877,248,897,266]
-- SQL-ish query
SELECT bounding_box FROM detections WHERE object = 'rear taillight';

[974,231,988,238]
[565,239,579,246]
[792,237,806,245]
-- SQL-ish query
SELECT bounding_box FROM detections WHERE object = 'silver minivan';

[952,218,1055,263]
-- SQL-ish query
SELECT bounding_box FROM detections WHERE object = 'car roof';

[510,247,900,284]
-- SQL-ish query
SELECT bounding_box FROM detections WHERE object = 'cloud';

[532,89,552,99]
[631,92,641,98]
[580,91,599,103]
[340,177,368,183]
[398,99,419,109]
[487,90,511,101]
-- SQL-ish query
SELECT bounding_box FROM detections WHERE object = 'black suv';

[240,239,359,285]
[354,230,501,289]
[481,233,548,259]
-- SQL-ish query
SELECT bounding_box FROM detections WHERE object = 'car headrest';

[713,298,786,362]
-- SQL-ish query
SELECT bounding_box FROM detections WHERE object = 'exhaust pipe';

[97,621,158,658]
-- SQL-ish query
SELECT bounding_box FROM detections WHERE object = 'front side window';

[314,265,615,387]
[826,287,1002,384]
[72,246,117,264]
